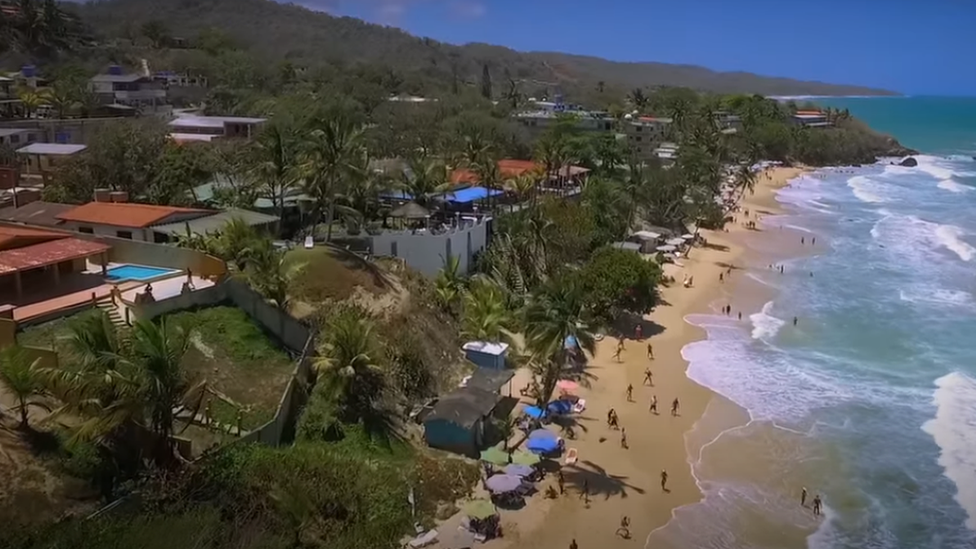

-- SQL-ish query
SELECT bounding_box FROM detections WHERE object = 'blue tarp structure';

[547,400,573,415]
[564,335,578,349]
[523,405,547,419]
[442,186,504,204]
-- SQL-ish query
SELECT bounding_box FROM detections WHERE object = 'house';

[514,110,615,136]
[0,128,42,147]
[654,142,680,166]
[89,66,168,112]
[55,199,213,242]
[792,110,831,128]
[423,367,514,458]
[149,208,278,242]
[623,116,673,163]
[15,143,87,182]
[450,158,589,190]
[371,216,491,278]
[0,223,112,302]
[168,115,266,142]
[713,112,743,131]
[0,201,73,227]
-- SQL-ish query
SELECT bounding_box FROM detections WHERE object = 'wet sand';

[479,167,812,549]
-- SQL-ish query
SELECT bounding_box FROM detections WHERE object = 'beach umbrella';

[682,233,695,239]
[529,429,558,442]
[656,245,677,252]
[485,474,523,494]
[479,447,509,466]
[511,450,541,466]
[556,380,579,392]
[666,237,685,246]
[523,405,546,419]
[526,435,561,454]
[503,464,535,478]
[462,499,497,519]
[547,399,573,415]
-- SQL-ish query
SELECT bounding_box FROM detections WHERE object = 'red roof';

[451,159,544,185]
[0,224,70,251]
[795,110,824,116]
[56,202,212,228]
[0,237,111,274]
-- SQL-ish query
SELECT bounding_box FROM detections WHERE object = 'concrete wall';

[371,217,491,278]
[61,221,150,241]
[75,234,227,279]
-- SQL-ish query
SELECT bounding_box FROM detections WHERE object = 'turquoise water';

[105,264,177,282]
[647,97,976,548]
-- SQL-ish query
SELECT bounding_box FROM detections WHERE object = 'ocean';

[647,96,976,549]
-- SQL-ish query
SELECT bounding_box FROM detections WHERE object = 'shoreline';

[484,166,812,549]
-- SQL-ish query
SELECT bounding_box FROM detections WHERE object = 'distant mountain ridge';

[70,0,898,98]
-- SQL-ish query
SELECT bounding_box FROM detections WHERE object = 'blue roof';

[441,186,503,204]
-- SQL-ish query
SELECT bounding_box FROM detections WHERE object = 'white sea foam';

[921,372,976,531]
[937,178,972,193]
[899,286,973,308]
[935,225,976,262]
[847,175,890,204]
[750,301,785,341]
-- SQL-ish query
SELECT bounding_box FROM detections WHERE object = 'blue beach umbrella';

[523,405,547,419]
[547,400,573,415]
[529,429,558,441]
[526,436,560,454]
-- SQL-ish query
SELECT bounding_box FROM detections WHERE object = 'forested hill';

[69,0,897,99]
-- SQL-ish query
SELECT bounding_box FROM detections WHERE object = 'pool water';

[105,264,177,282]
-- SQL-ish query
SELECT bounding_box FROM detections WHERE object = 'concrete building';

[168,115,267,142]
[623,116,673,163]
[89,66,168,113]
[56,200,213,242]
[514,110,615,136]
[370,217,490,278]
[792,110,831,128]
[15,143,87,183]
[0,128,42,148]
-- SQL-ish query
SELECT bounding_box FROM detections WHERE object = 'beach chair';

[572,398,586,413]
[407,529,438,548]
[304,235,314,249]
[564,448,578,466]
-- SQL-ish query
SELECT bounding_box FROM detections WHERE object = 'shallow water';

[646,152,976,549]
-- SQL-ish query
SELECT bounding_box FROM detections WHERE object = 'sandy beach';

[482,166,810,549]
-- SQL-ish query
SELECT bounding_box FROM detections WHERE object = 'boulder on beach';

[899,157,918,167]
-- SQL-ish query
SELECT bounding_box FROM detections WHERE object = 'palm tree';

[17,87,44,118]
[628,88,649,112]
[534,133,567,194]
[461,277,514,344]
[245,246,306,309]
[44,79,80,119]
[248,121,299,225]
[504,171,539,210]
[312,310,391,438]
[434,255,465,314]
[473,155,502,211]
[126,319,205,460]
[298,114,367,242]
[215,216,260,270]
[522,280,597,405]
[0,346,49,429]
[400,157,451,208]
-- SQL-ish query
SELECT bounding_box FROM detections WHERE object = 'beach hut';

[463,341,510,370]
[611,241,641,253]
[423,387,501,457]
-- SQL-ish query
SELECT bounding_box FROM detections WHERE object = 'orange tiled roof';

[0,238,111,275]
[0,224,70,251]
[795,110,824,116]
[56,202,212,228]
[451,159,543,184]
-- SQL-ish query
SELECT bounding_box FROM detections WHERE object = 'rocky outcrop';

[899,157,918,167]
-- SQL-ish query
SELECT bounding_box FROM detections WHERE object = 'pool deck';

[119,275,215,303]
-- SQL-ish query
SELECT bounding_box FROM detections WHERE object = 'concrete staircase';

[95,297,127,328]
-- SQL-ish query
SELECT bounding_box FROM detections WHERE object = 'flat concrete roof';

[16,143,87,155]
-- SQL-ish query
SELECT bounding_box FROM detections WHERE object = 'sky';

[294,0,976,96]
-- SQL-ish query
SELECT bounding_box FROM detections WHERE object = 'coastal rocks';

[899,157,919,167]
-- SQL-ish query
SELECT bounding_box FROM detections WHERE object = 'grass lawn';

[16,309,104,353]
[165,306,295,432]
[285,245,389,304]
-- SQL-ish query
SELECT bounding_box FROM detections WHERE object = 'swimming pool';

[105,264,178,282]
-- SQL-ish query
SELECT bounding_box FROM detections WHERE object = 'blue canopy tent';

[547,400,573,415]
[441,186,504,204]
[523,405,547,419]
[526,433,561,454]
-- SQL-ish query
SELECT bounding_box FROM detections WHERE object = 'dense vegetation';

[61,0,896,101]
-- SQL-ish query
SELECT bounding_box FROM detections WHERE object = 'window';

[79,227,94,234]
[636,136,642,142]
[636,125,642,132]
[116,230,133,240]
[10,135,19,144]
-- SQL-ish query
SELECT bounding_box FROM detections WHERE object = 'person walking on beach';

[801,236,805,245]
[647,343,654,360]
[671,398,680,417]
[579,479,589,502]
[813,494,823,516]
[738,311,742,320]
[613,340,623,363]
[635,323,643,340]
[644,368,654,386]
[812,237,816,246]
[616,516,631,539]
[649,394,658,414]
[626,384,634,402]
[660,470,669,492]
[719,272,724,283]
[608,409,619,430]
[569,539,578,549]
[558,471,565,495]
[801,487,808,507]
[620,428,628,449]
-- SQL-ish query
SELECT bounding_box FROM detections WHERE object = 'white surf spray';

[750,301,785,341]
[847,175,887,204]
[921,372,976,531]
[937,178,972,193]
[935,225,976,262]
